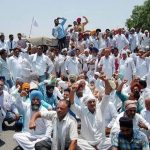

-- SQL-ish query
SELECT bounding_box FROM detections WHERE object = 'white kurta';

[135,56,148,78]
[71,95,111,150]
[41,111,78,150]
[99,56,115,79]
[29,53,54,76]
[115,34,129,51]
[0,57,11,80]
[129,33,138,52]
[7,55,23,81]
[65,57,79,76]
[104,101,118,128]
[13,100,52,150]
[119,57,136,84]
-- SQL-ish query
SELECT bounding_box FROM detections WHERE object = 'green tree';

[126,0,150,31]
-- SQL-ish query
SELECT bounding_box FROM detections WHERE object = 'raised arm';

[82,16,88,26]
[58,17,67,26]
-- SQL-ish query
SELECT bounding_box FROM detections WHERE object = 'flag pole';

[29,17,34,38]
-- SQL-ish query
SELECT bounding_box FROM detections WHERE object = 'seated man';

[38,79,63,100]
[111,117,149,150]
[0,79,18,132]
[69,75,113,150]
[111,100,150,139]
[13,90,52,150]
[29,100,78,150]
[40,83,58,110]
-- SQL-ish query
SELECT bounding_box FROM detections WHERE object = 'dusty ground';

[0,130,18,150]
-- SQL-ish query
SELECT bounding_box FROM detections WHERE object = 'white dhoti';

[97,137,111,150]
[13,132,45,150]
[77,137,111,150]
[77,138,95,150]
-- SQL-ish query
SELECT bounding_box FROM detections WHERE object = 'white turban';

[83,94,96,105]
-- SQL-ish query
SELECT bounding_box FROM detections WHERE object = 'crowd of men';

[0,16,150,150]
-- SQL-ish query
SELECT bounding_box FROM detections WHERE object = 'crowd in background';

[0,16,150,150]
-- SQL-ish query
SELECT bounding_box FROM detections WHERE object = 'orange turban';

[22,82,30,90]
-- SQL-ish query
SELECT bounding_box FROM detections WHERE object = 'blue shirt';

[52,18,67,39]
[38,82,58,110]
[112,129,149,150]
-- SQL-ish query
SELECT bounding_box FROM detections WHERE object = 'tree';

[126,0,150,31]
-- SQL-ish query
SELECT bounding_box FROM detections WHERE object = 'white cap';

[94,72,100,77]
[144,30,149,33]
[61,48,67,53]
[83,94,96,104]
[58,81,68,90]
[30,81,38,90]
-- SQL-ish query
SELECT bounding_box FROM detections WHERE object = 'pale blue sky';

[1,0,145,39]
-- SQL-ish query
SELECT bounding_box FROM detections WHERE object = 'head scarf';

[22,82,30,90]
[125,100,137,110]
[76,18,81,22]
[83,94,96,105]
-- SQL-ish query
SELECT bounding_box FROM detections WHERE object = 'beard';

[31,103,41,111]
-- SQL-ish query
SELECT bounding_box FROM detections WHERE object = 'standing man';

[17,33,27,49]
[0,49,13,88]
[52,17,67,51]
[76,16,88,33]
[8,47,32,82]
[129,28,138,52]
[65,50,79,76]
[0,33,7,50]
[6,34,17,54]
[29,45,54,82]
[115,28,129,52]
[99,48,115,79]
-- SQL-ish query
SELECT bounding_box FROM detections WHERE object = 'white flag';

[33,18,38,27]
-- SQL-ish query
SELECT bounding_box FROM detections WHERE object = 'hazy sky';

[1,0,145,39]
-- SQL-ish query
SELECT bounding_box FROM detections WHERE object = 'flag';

[33,18,38,27]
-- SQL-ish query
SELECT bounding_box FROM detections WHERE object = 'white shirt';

[0,41,7,50]
[8,55,31,81]
[30,53,54,76]
[141,34,150,51]
[141,109,150,124]
[99,56,115,79]
[115,34,129,51]
[41,111,78,150]
[71,95,110,146]
[14,96,52,138]
[129,33,138,52]
[104,101,118,128]
[65,57,79,76]
[111,112,150,138]
[119,57,136,83]
[6,40,17,53]
[0,57,11,80]
[135,56,148,78]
